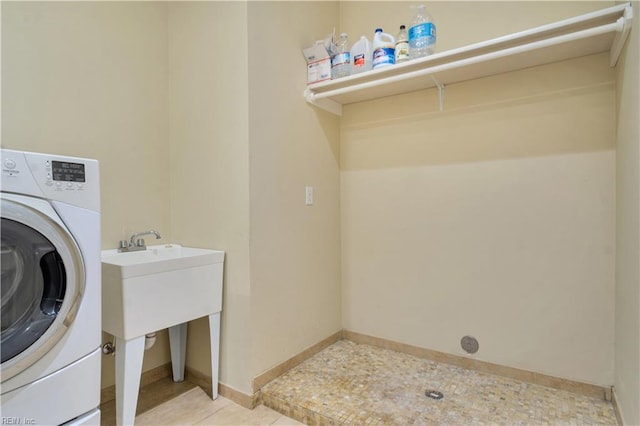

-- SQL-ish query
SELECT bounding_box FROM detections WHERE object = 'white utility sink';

[102,244,223,278]
[101,243,224,426]
[102,244,224,339]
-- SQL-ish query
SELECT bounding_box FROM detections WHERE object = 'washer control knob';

[4,159,16,169]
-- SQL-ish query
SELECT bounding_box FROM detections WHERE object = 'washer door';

[0,197,85,382]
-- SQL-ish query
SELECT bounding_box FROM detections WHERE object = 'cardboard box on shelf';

[302,41,331,85]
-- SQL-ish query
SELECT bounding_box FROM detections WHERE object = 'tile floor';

[133,387,303,425]
[101,377,198,425]
[261,340,618,425]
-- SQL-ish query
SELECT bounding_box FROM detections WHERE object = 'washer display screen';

[52,161,85,182]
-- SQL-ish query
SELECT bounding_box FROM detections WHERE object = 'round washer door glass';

[0,197,84,381]
[1,218,67,362]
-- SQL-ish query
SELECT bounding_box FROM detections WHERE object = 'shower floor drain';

[425,390,444,400]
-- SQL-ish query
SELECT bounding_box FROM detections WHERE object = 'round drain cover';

[461,335,479,354]
[425,390,444,400]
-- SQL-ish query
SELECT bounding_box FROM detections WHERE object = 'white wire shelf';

[304,3,633,116]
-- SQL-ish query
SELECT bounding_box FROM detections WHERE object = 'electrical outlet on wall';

[305,186,313,206]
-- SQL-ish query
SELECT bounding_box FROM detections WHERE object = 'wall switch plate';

[305,186,313,206]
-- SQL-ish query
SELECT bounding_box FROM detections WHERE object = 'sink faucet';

[118,230,162,252]
[129,230,161,247]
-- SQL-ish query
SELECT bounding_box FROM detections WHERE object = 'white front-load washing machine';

[1,149,101,425]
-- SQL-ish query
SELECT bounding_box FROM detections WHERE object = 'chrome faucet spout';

[117,230,162,252]
[129,230,162,247]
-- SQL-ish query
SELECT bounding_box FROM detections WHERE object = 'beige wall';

[167,1,343,392]
[4,0,636,405]
[615,1,640,424]
[1,1,172,389]
[247,1,342,378]
[340,1,616,386]
[339,1,613,53]
[2,0,341,395]
[1,1,170,245]
[167,1,252,394]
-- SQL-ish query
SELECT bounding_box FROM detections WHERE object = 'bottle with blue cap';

[372,28,396,70]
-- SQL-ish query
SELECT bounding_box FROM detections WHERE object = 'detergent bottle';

[372,28,395,70]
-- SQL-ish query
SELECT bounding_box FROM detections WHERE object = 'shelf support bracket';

[304,88,343,116]
[431,76,445,112]
[610,4,633,67]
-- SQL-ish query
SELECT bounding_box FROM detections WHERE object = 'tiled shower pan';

[261,340,617,425]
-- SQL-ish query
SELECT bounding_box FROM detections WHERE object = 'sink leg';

[168,322,187,382]
[115,336,145,426]
[208,312,220,399]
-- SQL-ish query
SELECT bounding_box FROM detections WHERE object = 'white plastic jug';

[372,28,395,70]
[351,36,372,74]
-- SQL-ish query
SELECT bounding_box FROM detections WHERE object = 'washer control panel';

[1,149,100,212]
[45,159,86,189]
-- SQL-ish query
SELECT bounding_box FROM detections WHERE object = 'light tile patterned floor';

[134,387,303,425]
[261,340,618,425]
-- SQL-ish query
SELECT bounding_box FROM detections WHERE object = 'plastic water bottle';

[372,28,395,70]
[409,4,436,59]
[331,33,351,79]
[351,36,372,74]
[395,25,410,64]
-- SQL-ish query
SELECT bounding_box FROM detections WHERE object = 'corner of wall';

[614,1,640,425]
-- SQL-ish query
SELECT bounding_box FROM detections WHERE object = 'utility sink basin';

[101,244,224,340]
[101,243,225,425]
